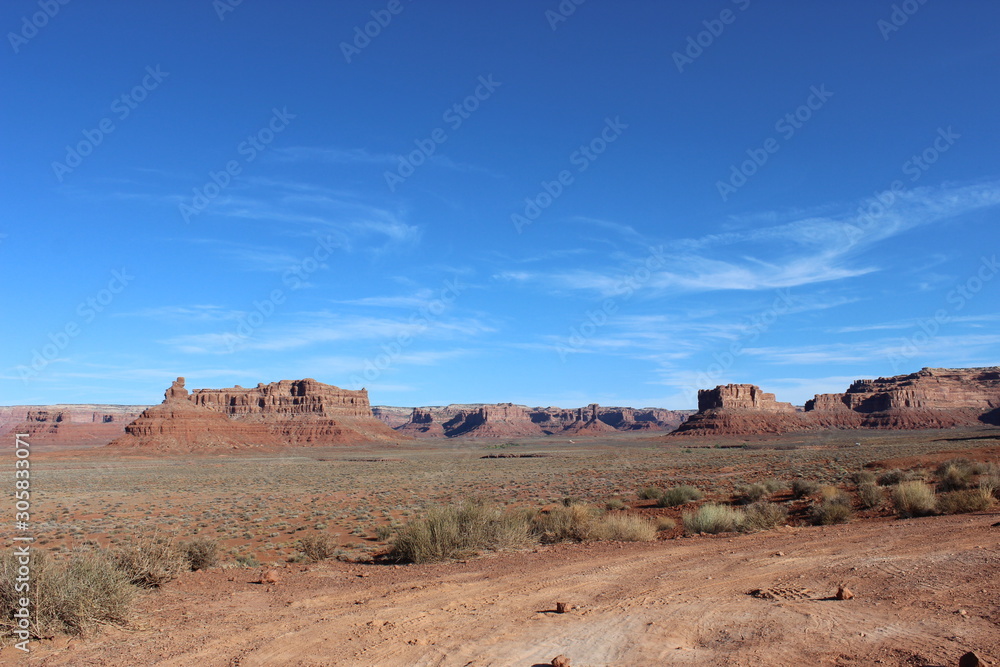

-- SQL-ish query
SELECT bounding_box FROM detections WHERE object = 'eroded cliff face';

[109,377,401,450]
[673,367,1000,436]
[2,405,145,447]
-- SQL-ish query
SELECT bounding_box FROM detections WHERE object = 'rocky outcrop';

[3,405,145,447]
[597,407,691,431]
[562,404,617,435]
[673,367,1000,436]
[108,377,402,450]
[395,408,446,438]
[371,406,413,429]
[444,403,545,439]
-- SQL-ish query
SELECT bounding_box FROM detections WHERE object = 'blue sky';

[3,0,999,409]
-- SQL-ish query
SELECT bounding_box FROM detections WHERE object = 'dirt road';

[14,512,999,666]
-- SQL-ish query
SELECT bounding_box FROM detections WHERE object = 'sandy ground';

[10,510,998,667]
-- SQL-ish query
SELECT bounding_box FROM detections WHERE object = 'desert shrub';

[735,483,769,505]
[858,482,885,509]
[761,478,786,493]
[179,537,219,571]
[937,488,995,514]
[742,502,788,531]
[811,501,853,525]
[877,468,920,487]
[655,517,677,531]
[591,514,658,542]
[0,549,135,637]
[656,485,703,507]
[390,501,531,563]
[936,459,975,492]
[682,504,744,535]
[110,533,185,588]
[851,470,877,486]
[638,486,664,501]
[298,534,338,562]
[531,503,600,543]
[791,479,820,498]
[375,524,395,541]
[891,481,937,518]
[605,498,627,511]
[819,485,851,505]
[561,496,584,507]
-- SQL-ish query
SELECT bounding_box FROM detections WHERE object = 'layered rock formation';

[2,405,145,447]
[673,367,1000,436]
[108,377,401,450]
[390,402,690,438]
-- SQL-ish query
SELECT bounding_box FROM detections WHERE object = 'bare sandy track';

[13,512,999,666]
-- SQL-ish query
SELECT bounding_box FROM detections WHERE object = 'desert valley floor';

[2,428,998,666]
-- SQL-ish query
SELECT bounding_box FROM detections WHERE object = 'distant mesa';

[386,402,690,438]
[107,377,402,450]
[1,404,145,448]
[672,367,1000,436]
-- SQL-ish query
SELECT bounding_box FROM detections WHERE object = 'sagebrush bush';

[0,549,134,637]
[791,479,820,498]
[858,482,885,509]
[110,534,185,588]
[878,468,920,487]
[531,503,600,543]
[179,537,219,571]
[742,502,788,531]
[390,501,531,563]
[591,514,658,542]
[936,460,974,492]
[819,485,850,505]
[682,504,744,535]
[811,501,852,525]
[656,485,703,507]
[736,483,769,505]
[605,498,627,511]
[298,534,338,562]
[655,516,677,531]
[891,481,937,518]
[852,470,877,486]
[937,488,994,514]
[761,478,786,493]
[638,486,664,501]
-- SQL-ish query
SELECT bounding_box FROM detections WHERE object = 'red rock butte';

[673,367,1000,436]
[108,377,401,450]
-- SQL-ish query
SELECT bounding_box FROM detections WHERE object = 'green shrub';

[298,534,338,562]
[390,501,531,563]
[656,485,703,507]
[811,501,852,525]
[742,502,788,531]
[891,481,937,518]
[791,479,820,498]
[937,488,995,514]
[591,514,658,542]
[110,533,185,588]
[0,549,135,637]
[858,482,885,509]
[179,537,219,571]
[682,504,744,535]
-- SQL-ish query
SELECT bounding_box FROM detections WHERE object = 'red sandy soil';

[12,511,999,667]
